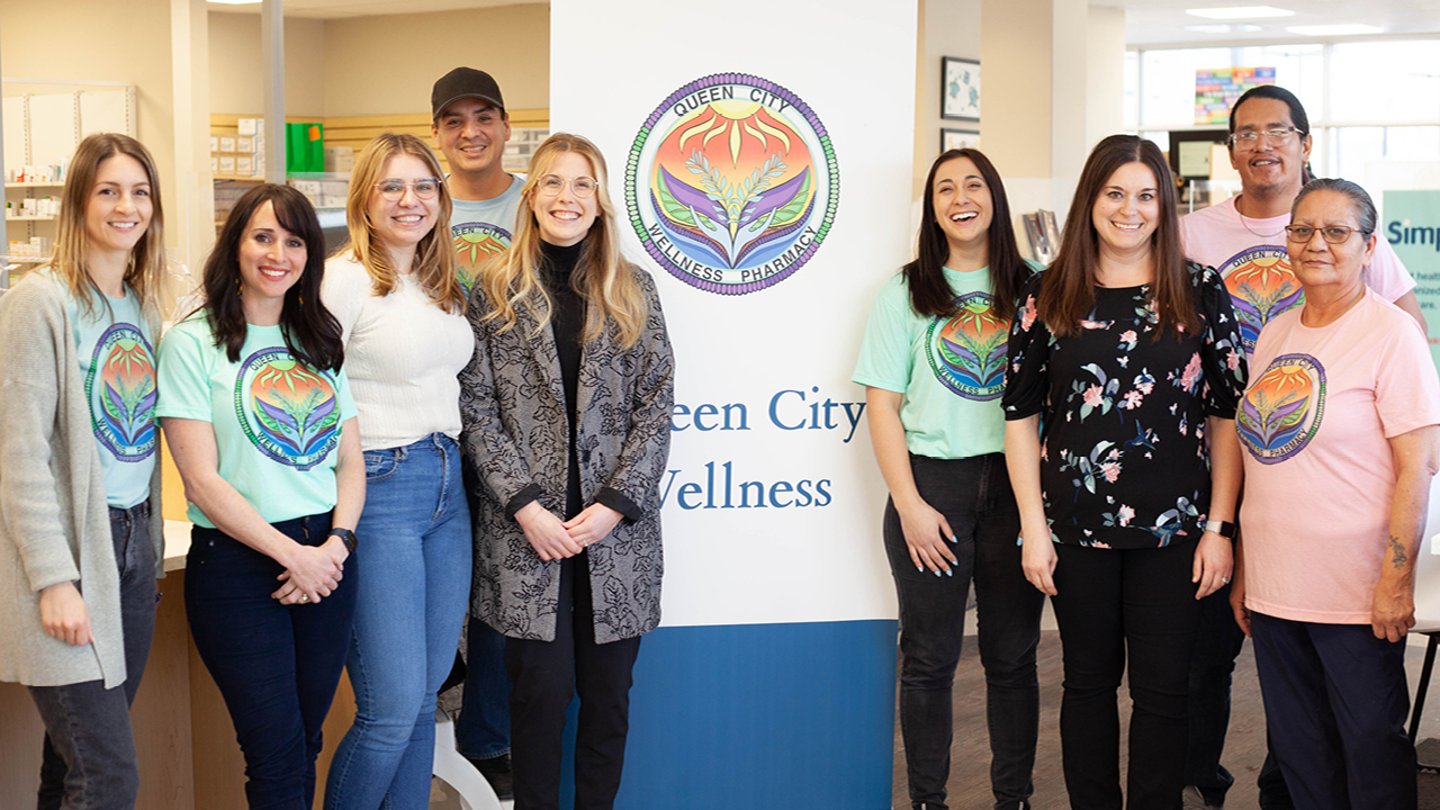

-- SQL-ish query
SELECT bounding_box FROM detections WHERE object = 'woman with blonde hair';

[460,132,674,810]
[320,132,473,809]
[0,132,166,809]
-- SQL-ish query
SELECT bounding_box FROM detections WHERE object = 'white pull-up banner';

[551,0,917,806]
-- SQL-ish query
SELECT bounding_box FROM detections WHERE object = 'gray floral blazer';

[459,266,675,643]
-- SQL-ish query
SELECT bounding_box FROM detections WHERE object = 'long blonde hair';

[342,132,464,313]
[50,133,167,315]
[480,132,648,348]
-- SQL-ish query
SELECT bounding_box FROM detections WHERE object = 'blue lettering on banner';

[1388,220,1440,253]
[664,384,862,511]
[659,461,833,510]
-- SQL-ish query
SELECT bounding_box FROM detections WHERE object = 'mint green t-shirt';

[852,264,1037,459]
[156,315,358,528]
[48,270,158,509]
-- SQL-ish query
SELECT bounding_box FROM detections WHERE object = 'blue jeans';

[186,513,357,810]
[31,502,157,810]
[1251,613,1415,810]
[325,434,472,810]
[456,619,512,759]
[882,454,1043,810]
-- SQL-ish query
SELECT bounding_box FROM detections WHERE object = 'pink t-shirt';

[1236,289,1440,623]
[1181,195,1416,357]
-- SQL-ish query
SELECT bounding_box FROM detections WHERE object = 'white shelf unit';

[2,84,136,287]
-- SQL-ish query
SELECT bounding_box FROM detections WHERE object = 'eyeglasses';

[1283,224,1370,244]
[1228,126,1305,149]
[374,178,442,201]
[537,174,598,198]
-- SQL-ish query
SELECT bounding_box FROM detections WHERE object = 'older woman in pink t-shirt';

[1232,178,1440,810]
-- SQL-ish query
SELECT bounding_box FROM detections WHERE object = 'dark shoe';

[467,753,514,801]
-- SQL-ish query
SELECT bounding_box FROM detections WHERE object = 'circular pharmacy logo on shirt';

[927,291,1010,400]
[1219,246,1302,354]
[452,222,513,296]
[626,73,839,295]
[1236,352,1325,464]
[235,348,341,471]
[86,323,157,462]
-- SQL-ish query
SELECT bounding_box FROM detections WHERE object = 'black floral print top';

[1002,264,1248,549]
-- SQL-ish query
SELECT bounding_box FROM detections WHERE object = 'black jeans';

[1051,541,1200,810]
[31,502,157,810]
[882,453,1042,810]
[505,551,641,810]
[186,514,357,810]
[1185,582,1292,808]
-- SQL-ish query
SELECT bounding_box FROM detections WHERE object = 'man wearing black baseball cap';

[431,66,526,297]
[433,66,522,801]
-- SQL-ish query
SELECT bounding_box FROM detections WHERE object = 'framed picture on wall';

[942,57,981,122]
[941,128,980,152]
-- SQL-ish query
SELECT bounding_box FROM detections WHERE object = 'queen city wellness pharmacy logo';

[626,73,839,295]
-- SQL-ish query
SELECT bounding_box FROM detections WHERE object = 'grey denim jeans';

[29,502,157,810]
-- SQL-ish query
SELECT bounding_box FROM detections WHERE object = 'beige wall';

[914,0,982,194]
[208,12,327,117]
[1,0,184,258]
[323,4,550,117]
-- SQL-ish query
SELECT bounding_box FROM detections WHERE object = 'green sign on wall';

[1385,190,1440,370]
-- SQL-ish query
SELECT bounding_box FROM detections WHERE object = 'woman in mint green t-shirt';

[852,148,1042,810]
[158,183,362,809]
[0,133,167,810]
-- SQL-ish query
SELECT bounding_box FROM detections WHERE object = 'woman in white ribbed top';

[320,133,475,810]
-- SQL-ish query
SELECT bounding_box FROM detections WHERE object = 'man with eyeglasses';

[430,65,523,801]
[1178,84,1425,810]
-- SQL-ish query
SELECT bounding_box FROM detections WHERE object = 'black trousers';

[505,551,641,810]
[1051,541,1200,810]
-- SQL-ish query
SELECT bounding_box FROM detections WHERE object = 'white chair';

[433,715,503,810]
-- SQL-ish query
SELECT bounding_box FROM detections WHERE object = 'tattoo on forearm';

[1389,535,1410,570]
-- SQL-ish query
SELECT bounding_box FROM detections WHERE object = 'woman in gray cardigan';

[0,133,166,810]
[459,132,674,810]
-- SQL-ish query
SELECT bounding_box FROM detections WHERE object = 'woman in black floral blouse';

[1002,134,1247,809]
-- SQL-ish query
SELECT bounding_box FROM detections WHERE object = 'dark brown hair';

[200,184,344,371]
[1038,134,1198,339]
[905,148,1028,321]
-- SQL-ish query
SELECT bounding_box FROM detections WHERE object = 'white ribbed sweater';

[321,255,475,451]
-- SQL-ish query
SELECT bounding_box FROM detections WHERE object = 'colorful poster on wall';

[1384,190,1440,371]
[1195,66,1276,125]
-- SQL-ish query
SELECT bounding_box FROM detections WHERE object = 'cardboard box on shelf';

[238,117,261,136]
[219,136,236,153]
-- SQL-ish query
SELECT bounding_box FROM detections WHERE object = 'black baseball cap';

[431,67,505,120]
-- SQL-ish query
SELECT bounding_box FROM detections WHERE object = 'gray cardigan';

[459,265,674,643]
[0,272,164,689]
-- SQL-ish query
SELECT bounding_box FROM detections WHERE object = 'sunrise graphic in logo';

[628,73,838,295]
[1221,247,1302,353]
[452,223,512,295]
[89,325,157,461]
[1237,353,1325,463]
[928,292,1010,400]
[238,349,341,471]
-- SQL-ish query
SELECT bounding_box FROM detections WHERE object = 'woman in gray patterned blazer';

[459,132,675,810]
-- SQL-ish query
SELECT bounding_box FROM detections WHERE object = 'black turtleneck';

[540,239,587,516]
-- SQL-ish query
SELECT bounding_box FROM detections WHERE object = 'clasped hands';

[517,501,623,561]
[273,535,350,605]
